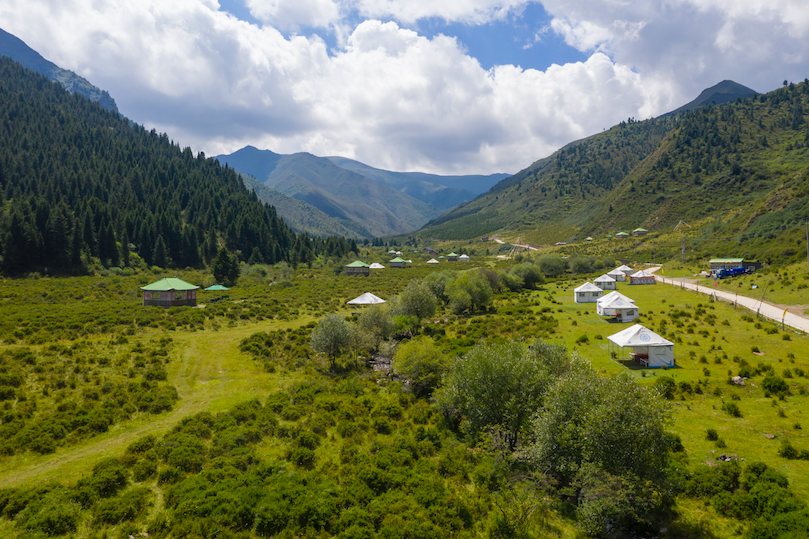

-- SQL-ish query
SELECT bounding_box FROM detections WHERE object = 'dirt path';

[491,237,541,251]
[648,266,809,334]
[0,320,302,489]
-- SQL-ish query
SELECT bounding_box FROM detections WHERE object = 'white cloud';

[245,0,341,31]
[541,0,809,98]
[354,0,529,25]
[0,0,806,178]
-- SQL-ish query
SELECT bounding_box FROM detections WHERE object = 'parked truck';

[716,266,750,279]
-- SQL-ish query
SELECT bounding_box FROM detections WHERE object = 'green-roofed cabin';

[346,260,370,276]
[389,257,406,268]
[447,252,458,261]
[140,277,199,308]
[615,232,629,239]
[632,228,648,236]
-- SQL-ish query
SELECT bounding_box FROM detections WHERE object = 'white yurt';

[615,264,634,276]
[459,254,470,262]
[608,324,674,367]
[426,258,439,264]
[607,268,626,282]
[597,292,635,315]
[598,294,638,323]
[593,274,617,290]
[369,262,385,269]
[629,270,656,285]
[574,282,603,303]
[346,292,386,305]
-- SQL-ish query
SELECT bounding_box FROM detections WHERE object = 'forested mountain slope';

[0,56,355,275]
[417,80,809,258]
[0,27,118,112]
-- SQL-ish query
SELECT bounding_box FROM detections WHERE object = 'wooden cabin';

[346,260,370,276]
[141,277,199,308]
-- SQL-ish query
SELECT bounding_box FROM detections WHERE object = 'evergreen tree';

[212,248,239,286]
[152,235,168,268]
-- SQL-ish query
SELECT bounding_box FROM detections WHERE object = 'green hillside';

[0,27,118,112]
[416,80,809,263]
[241,175,372,239]
[217,147,443,238]
[0,56,356,275]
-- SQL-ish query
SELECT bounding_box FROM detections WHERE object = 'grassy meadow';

[0,251,807,538]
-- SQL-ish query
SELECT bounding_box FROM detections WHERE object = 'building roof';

[389,257,406,263]
[346,260,370,268]
[608,324,673,347]
[140,277,199,292]
[459,254,469,260]
[204,284,230,291]
[632,228,647,232]
[709,258,744,263]
[607,268,625,277]
[615,231,629,236]
[369,262,385,269]
[447,252,458,257]
[574,282,602,293]
[630,270,655,278]
[346,292,386,305]
[599,295,636,309]
[594,274,616,283]
[598,291,635,305]
[426,258,439,264]
[615,264,633,272]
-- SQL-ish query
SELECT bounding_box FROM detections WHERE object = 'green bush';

[93,486,151,524]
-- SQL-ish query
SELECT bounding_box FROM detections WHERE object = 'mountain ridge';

[0,27,118,113]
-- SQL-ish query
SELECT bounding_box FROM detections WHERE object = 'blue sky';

[1,1,807,174]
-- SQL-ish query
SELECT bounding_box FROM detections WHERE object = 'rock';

[731,376,746,386]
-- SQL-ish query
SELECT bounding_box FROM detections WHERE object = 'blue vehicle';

[716,266,749,279]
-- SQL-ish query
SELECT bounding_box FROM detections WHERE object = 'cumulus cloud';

[542,0,809,98]
[0,0,805,177]
[245,0,341,31]
[354,0,530,25]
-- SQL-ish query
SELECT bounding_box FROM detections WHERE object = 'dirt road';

[650,268,809,334]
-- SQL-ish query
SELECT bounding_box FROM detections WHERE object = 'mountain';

[0,27,118,112]
[215,146,443,238]
[0,56,357,275]
[659,80,757,118]
[240,175,373,239]
[325,156,508,209]
[415,80,809,264]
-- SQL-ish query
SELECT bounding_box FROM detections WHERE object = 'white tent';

[607,268,626,282]
[597,291,635,315]
[615,264,634,276]
[459,254,470,261]
[346,292,386,305]
[593,274,617,290]
[598,295,638,322]
[369,262,385,269]
[426,258,439,264]
[629,270,655,285]
[574,282,603,303]
[608,324,674,367]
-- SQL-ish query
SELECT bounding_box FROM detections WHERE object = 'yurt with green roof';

[389,257,407,268]
[141,277,199,308]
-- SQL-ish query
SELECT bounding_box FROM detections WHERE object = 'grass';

[1,257,809,537]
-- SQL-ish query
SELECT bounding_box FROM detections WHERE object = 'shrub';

[706,428,719,441]
[653,376,676,400]
[93,487,151,524]
[722,401,742,418]
[393,337,447,398]
[762,374,790,398]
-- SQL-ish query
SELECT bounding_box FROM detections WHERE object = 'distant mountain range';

[215,146,508,238]
[414,79,809,265]
[0,28,118,113]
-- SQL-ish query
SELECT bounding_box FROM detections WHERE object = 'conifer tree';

[152,236,168,268]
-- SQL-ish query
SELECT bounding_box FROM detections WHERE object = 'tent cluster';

[572,266,674,368]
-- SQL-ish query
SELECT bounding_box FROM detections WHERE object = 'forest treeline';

[0,56,357,276]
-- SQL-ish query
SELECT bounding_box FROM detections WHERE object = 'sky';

[1,1,808,175]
